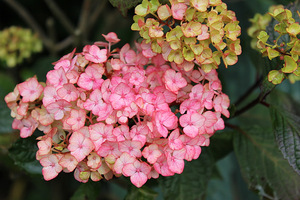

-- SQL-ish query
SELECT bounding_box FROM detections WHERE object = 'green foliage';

[159,149,214,200]
[269,93,300,175]
[234,126,300,200]
[249,1,300,85]
[70,182,101,200]
[8,136,42,174]
[125,186,158,200]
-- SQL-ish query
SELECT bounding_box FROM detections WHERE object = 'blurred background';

[0,0,299,199]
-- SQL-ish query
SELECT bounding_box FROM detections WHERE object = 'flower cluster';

[5,32,230,188]
[247,5,282,50]
[0,26,42,67]
[131,0,241,73]
[250,2,300,84]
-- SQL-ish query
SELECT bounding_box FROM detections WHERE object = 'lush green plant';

[0,0,299,200]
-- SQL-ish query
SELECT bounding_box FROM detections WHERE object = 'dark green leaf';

[209,130,233,160]
[70,182,101,200]
[125,186,158,200]
[9,137,42,174]
[270,100,300,175]
[159,148,214,200]
[0,72,16,100]
[108,0,142,16]
[0,101,14,134]
[233,126,300,200]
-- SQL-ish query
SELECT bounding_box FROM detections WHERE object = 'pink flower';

[89,123,115,151]
[87,152,102,169]
[119,140,142,158]
[166,148,186,174]
[46,67,68,88]
[114,152,135,174]
[163,69,187,94]
[59,153,78,172]
[123,160,151,188]
[97,141,120,157]
[171,3,187,20]
[102,32,120,44]
[180,112,205,138]
[37,137,52,157]
[31,106,54,126]
[154,110,178,137]
[129,70,145,86]
[40,154,63,181]
[201,111,218,134]
[66,109,86,131]
[84,45,107,63]
[68,130,94,162]
[168,129,183,150]
[17,76,43,102]
[84,89,112,120]
[213,93,230,118]
[57,83,79,102]
[109,83,135,110]
[12,116,38,138]
[142,144,162,164]
[43,86,60,106]
[46,99,72,120]
[120,44,136,64]
[77,64,104,90]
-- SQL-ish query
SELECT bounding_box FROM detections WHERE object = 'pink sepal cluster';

[5,32,230,188]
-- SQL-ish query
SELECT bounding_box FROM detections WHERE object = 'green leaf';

[233,126,300,200]
[0,101,14,134]
[269,94,300,175]
[9,136,42,174]
[159,148,214,200]
[0,72,16,100]
[70,182,101,200]
[125,186,158,200]
[109,0,142,16]
[209,130,233,160]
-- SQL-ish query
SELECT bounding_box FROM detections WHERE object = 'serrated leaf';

[125,186,158,200]
[109,0,142,16]
[71,182,101,200]
[159,148,214,200]
[9,136,42,174]
[269,95,300,175]
[233,126,300,200]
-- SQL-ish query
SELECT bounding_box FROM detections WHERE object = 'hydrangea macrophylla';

[132,0,242,72]
[5,31,231,188]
